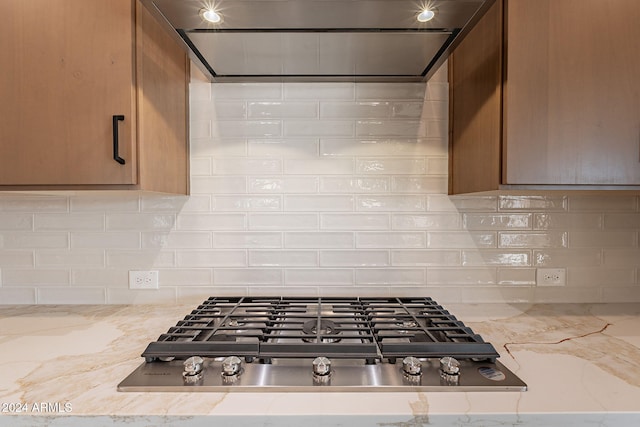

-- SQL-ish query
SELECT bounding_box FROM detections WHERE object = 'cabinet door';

[504,0,640,185]
[0,0,136,185]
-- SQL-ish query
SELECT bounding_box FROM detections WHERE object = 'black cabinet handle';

[112,115,126,165]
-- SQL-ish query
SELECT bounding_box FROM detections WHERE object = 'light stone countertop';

[1,302,639,427]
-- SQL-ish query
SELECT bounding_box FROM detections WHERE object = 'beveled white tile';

[356,232,425,248]
[212,196,282,211]
[106,214,176,231]
[284,120,354,137]
[143,232,212,249]
[602,249,640,267]
[190,138,248,157]
[427,268,497,285]
[603,214,640,229]
[462,250,530,266]
[391,250,460,266]
[534,249,602,267]
[285,232,354,248]
[569,196,637,211]
[212,120,281,138]
[2,269,69,286]
[248,101,318,118]
[427,232,496,249]
[0,287,37,304]
[498,232,568,248]
[426,157,448,175]
[356,120,426,137]
[0,251,35,268]
[0,196,68,212]
[285,195,354,212]
[284,83,354,100]
[2,232,68,249]
[106,251,175,268]
[177,214,246,231]
[391,176,448,194]
[320,138,447,157]
[285,269,354,285]
[191,177,247,194]
[319,102,391,118]
[390,102,426,119]
[72,269,129,286]
[284,158,354,175]
[425,82,448,101]
[176,250,246,267]
[569,231,637,248]
[534,213,602,230]
[429,195,498,212]
[106,288,176,304]
[178,286,247,303]
[0,214,33,230]
[34,214,104,230]
[193,100,246,120]
[214,232,282,248]
[320,214,390,230]
[356,158,425,174]
[248,177,318,193]
[602,286,640,303]
[499,195,568,211]
[357,196,426,212]
[39,287,106,304]
[213,158,282,175]
[248,138,319,157]
[320,250,389,267]
[249,250,318,267]
[214,268,283,285]
[189,158,213,176]
[532,286,601,303]
[567,268,635,287]
[320,177,389,193]
[459,286,535,303]
[462,213,532,230]
[249,214,318,230]
[392,214,460,230]
[71,232,140,249]
[250,286,318,296]
[36,251,104,267]
[355,269,424,285]
[497,268,537,286]
[159,269,213,286]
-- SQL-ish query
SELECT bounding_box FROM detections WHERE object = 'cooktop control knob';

[439,356,460,376]
[402,356,422,376]
[183,356,204,383]
[312,356,332,377]
[221,356,243,377]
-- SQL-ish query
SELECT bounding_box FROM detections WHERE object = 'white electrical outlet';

[536,268,566,286]
[129,270,159,289]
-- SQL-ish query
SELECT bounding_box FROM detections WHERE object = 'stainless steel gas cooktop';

[118,297,527,392]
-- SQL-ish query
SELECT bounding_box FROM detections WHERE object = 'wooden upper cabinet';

[449,0,640,193]
[0,0,189,194]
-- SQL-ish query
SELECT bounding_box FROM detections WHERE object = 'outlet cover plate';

[129,270,159,289]
[536,268,566,286]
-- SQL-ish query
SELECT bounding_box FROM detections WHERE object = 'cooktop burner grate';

[141,297,499,362]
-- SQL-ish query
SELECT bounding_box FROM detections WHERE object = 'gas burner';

[226,318,246,327]
[301,319,342,343]
[395,318,419,333]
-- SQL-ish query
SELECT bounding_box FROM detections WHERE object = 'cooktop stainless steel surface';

[118,297,527,392]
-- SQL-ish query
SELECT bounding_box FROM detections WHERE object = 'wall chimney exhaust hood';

[141,0,495,82]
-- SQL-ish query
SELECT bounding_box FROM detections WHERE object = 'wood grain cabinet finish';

[0,0,189,194]
[449,0,640,194]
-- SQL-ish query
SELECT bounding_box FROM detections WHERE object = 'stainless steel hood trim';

[141,0,496,83]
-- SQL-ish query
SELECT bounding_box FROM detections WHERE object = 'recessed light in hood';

[142,0,495,82]
[201,8,222,24]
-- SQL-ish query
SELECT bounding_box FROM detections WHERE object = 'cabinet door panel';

[504,0,640,185]
[0,0,136,185]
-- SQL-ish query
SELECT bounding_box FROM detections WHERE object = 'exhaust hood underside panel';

[144,0,494,82]
[187,32,454,77]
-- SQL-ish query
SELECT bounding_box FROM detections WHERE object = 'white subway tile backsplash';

[320,250,389,267]
[285,269,353,285]
[214,232,282,248]
[355,269,424,285]
[285,195,354,212]
[248,177,318,193]
[285,232,354,249]
[320,177,389,193]
[0,214,33,230]
[2,81,639,304]
[250,250,318,267]
[248,102,318,119]
[356,232,425,248]
[249,214,318,230]
[321,214,390,230]
[248,139,319,157]
[214,268,283,285]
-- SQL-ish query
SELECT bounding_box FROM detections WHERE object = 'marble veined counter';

[0,302,639,427]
